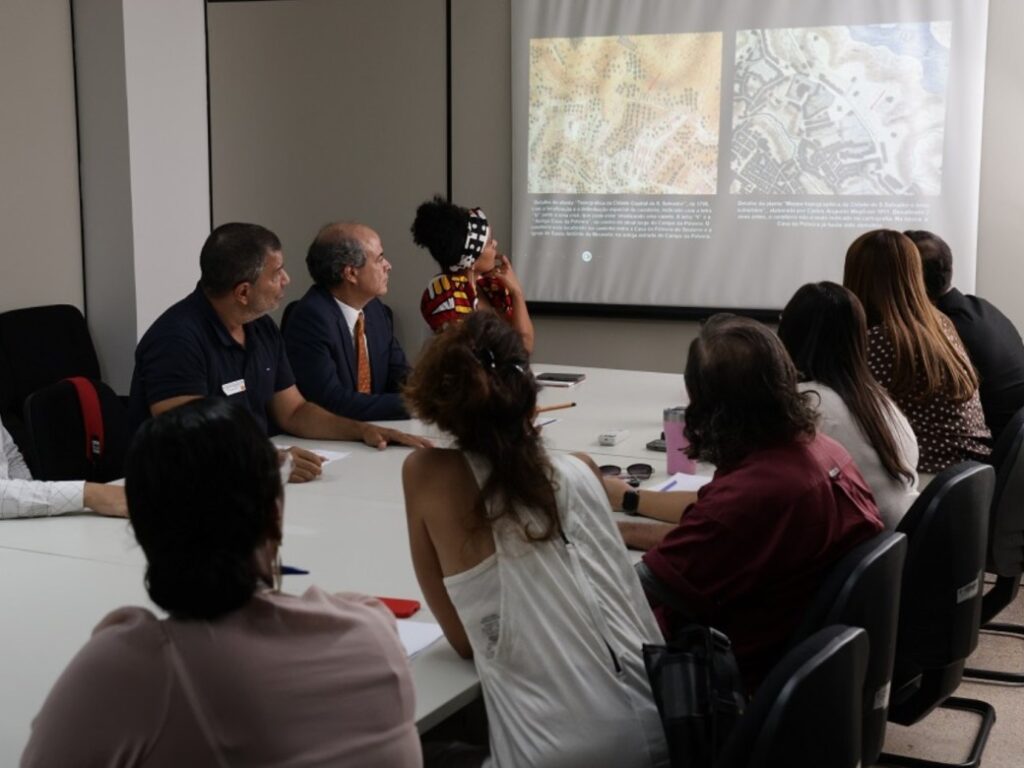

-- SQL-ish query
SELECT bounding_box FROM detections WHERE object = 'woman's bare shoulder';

[402,447,476,493]
[404,446,462,472]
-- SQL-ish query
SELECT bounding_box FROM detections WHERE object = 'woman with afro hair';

[412,195,534,353]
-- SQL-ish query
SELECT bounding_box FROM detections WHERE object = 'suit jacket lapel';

[364,302,384,387]
[320,286,358,385]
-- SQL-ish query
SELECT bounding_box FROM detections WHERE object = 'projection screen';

[511,0,989,314]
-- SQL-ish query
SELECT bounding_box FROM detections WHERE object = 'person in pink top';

[22,398,421,768]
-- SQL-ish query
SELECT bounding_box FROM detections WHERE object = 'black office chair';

[0,343,29,453]
[23,378,130,482]
[964,406,1024,683]
[879,462,996,768]
[715,625,869,768]
[789,531,907,767]
[0,305,102,471]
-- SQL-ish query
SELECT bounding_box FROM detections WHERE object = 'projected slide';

[529,33,722,194]
[511,1,989,312]
[732,23,951,196]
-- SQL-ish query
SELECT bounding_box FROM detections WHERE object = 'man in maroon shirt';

[616,315,883,690]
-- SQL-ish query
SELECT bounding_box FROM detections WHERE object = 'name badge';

[222,378,246,396]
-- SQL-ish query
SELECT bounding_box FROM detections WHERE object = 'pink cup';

[664,407,696,474]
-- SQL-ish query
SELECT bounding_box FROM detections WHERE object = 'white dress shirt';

[334,298,363,352]
[1,418,84,519]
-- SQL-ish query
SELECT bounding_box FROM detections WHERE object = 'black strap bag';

[637,562,747,768]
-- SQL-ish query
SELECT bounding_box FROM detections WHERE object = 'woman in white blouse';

[778,282,919,528]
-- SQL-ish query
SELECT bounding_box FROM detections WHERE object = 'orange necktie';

[354,312,371,394]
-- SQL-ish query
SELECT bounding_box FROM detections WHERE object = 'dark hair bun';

[146,552,257,621]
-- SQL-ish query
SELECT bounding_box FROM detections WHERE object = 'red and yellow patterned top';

[420,273,513,332]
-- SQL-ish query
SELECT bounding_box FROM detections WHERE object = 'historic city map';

[731,23,952,196]
[529,33,722,195]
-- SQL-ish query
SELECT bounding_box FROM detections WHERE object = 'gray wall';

[208,0,448,362]
[976,0,1024,325]
[74,0,210,391]
[0,0,83,312]
[3,0,1022,379]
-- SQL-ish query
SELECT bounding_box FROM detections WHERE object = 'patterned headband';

[450,208,489,273]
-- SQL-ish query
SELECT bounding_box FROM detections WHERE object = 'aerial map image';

[731,22,951,196]
[528,32,722,195]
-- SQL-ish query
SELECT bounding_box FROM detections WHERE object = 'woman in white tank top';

[402,313,669,768]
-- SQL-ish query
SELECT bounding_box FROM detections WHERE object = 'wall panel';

[208,0,448,359]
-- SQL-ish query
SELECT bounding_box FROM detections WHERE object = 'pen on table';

[280,565,309,575]
[536,401,577,414]
[660,479,678,491]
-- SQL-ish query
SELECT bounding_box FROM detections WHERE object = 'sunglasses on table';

[599,463,654,487]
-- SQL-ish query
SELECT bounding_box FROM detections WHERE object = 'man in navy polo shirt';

[129,223,430,483]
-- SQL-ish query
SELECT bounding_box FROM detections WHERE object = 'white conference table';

[0,364,691,760]
[534,365,687,456]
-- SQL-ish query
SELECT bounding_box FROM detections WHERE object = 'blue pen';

[280,565,310,575]
[661,479,678,491]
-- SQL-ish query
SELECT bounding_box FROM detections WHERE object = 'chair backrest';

[715,625,868,768]
[23,378,130,483]
[0,341,15,416]
[0,305,102,472]
[987,405,1024,578]
[791,531,906,766]
[889,461,993,722]
[0,342,30,456]
[0,305,101,404]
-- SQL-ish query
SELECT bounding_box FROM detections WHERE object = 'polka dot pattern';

[867,318,991,473]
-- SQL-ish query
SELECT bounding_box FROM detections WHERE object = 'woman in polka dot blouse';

[843,229,990,473]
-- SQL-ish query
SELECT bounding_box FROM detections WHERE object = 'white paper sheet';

[278,447,351,465]
[398,619,445,658]
[653,472,712,493]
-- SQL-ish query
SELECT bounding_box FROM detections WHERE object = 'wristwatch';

[622,489,640,516]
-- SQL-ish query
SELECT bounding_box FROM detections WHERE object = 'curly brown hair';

[403,312,559,541]
[684,314,817,468]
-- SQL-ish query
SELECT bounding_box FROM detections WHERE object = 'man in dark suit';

[284,222,411,420]
[906,230,1024,441]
